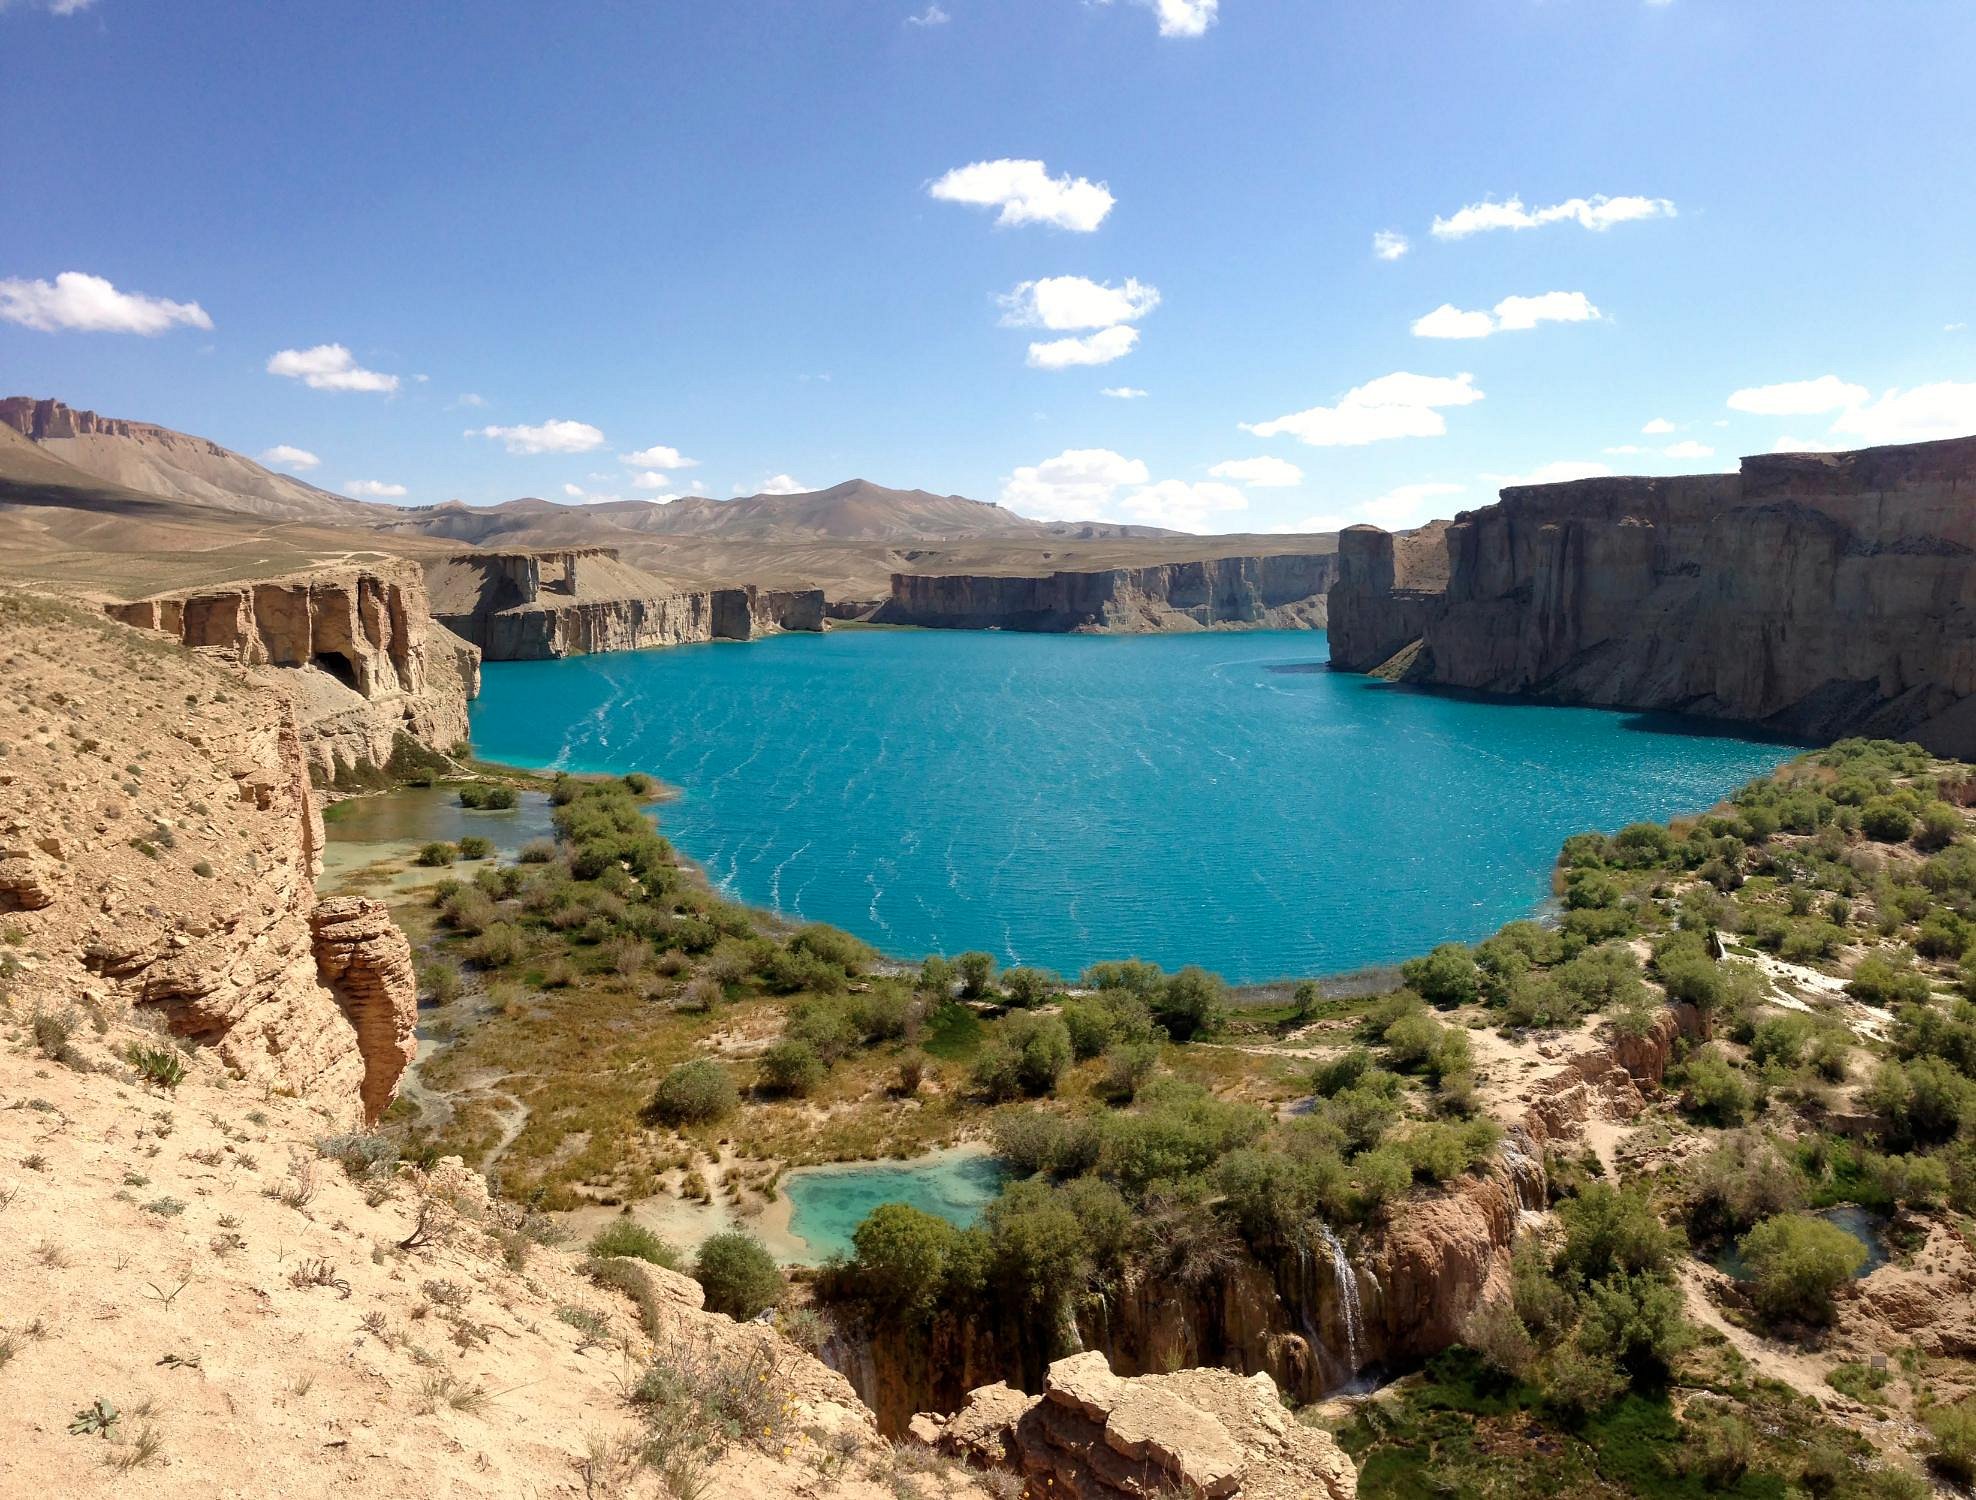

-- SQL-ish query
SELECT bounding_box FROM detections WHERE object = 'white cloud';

[2,2,99,16]
[999,275,1159,330]
[1410,305,1496,340]
[1118,479,1246,531]
[1769,435,1847,454]
[259,444,320,471]
[753,474,807,496]
[1028,325,1140,369]
[1726,375,1870,416]
[1642,417,1675,435]
[1947,322,1967,333]
[267,343,399,394]
[469,419,606,454]
[1829,382,1976,445]
[343,479,407,498]
[1412,290,1601,339]
[0,271,211,335]
[1141,0,1218,36]
[1287,481,1466,534]
[928,158,1114,232]
[1431,193,1676,240]
[1662,439,1715,460]
[1486,460,1614,488]
[1241,371,1484,447]
[1100,386,1148,399]
[1372,230,1409,262]
[452,392,487,408]
[560,483,625,505]
[1209,456,1304,488]
[627,470,671,490]
[1001,448,1149,520]
[905,3,949,23]
[619,443,698,469]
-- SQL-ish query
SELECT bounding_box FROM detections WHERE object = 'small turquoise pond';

[1711,1206,1891,1281]
[782,1151,1005,1262]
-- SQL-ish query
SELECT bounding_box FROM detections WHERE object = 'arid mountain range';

[0,396,1334,603]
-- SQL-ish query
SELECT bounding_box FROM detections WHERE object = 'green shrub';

[971,1013,1072,1100]
[415,841,457,867]
[1861,798,1916,843]
[758,1039,826,1097]
[1926,1397,1976,1484]
[999,967,1060,1008]
[455,835,495,860]
[587,1219,683,1270]
[649,1059,738,1126]
[1849,955,1933,1009]
[1555,1183,1682,1282]
[693,1231,783,1319]
[1401,943,1481,1007]
[955,951,996,999]
[1152,966,1227,1041]
[458,783,518,810]
[1096,1039,1159,1103]
[1679,1048,1754,1125]
[126,1044,186,1092]
[848,1203,959,1318]
[1737,1212,1867,1325]
[465,921,527,968]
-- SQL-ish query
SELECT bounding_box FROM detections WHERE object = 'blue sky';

[3,0,1973,533]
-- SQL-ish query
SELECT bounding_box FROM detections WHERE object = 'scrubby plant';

[415,841,457,867]
[648,1060,738,1127]
[455,834,495,860]
[693,1231,782,1319]
[1737,1212,1867,1326]
[125,1044,186,1093]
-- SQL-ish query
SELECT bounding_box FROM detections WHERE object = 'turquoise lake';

[782,1152,1006,1262]
[468,629,1796,984]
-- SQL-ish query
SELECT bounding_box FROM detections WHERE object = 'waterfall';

[1318,1224,1363,1377]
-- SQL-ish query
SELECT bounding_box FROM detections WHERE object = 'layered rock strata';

[922,1351,1357,1500]
[103,560,479,781]
[1329,437,1976,753]
[425,547,825,658]
[0,589,418,1121]
[878,553,1338,633]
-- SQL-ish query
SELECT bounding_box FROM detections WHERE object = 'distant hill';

[0,398,379,525]
[375,479,1177,547]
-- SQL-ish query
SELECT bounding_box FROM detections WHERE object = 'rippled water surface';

[470,629,1794,983]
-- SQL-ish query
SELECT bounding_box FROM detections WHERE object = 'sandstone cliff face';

[0,590,418,1120]
[426,547,825,659]
[104,559,480,782]
[879,553,1337,633]
[843,1004,1699,1434]
[923,1351,1357,1500]
[1330,437,1976,752]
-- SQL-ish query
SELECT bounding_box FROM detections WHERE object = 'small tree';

[1154,966,1227,1041]
[850,1203,957,1319]
[999,967,1059,1008]
[955,951,996,1000]
[1401,943,1481,1008]
[758,1039,826,1097]
[693,1231,783,1319]
[1737,1212,1867,1325]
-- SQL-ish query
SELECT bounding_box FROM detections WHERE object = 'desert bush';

[758,1038,826,1097]
[458,783,518,810]
[415,841,457,867]
[1926,1398,1976,1484]
[588,1218,683,1270]
[464,922,527,968]
[126,1044,186,1092]
[693,1231,782,1319]
[1401,943,1480,1007]
[649,1059,738,1126]
[955,951,997,999]
[972,1013,1072,1101]
[455,834,495,860]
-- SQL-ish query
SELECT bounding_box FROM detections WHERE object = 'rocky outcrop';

[425,547,825,659]
[309,896,420,1120]
[1329,436,1976,752]
[104,559,479,782]
[924,1351,1356,1500]
[878,553,1338,633]
[0,588,419,1121]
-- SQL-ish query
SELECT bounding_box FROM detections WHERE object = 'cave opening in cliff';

[312,650,360,691]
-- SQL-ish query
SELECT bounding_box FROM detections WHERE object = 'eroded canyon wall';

[1330,436,1976,751]
[426,547,825,659]
[103,560,479,782]
[878,552,1338,633]
[0,590,417,1120]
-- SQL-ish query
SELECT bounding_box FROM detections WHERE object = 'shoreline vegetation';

[325,734,1976,1496]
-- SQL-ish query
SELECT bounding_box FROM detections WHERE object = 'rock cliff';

[921,1351,1357,1499]
[103,559,480,782]
[425,546,825,659]
[0,589,418,1120]
[877,552,1338,633]
[1329,436,1976,752]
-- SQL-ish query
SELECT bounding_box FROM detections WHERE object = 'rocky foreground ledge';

[920,1350,1356,1500]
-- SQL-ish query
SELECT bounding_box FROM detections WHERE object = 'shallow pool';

[781,1149,1004,1262]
